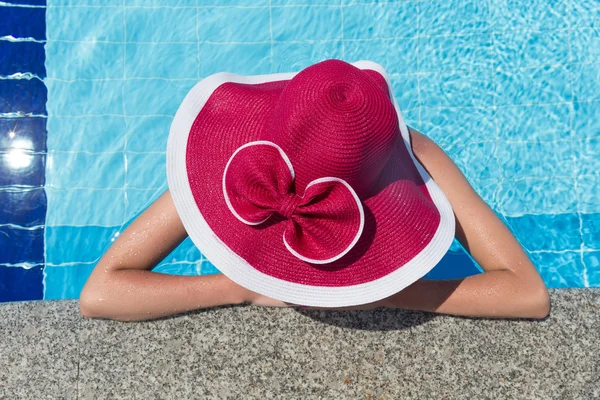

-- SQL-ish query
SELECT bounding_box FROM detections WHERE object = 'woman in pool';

[79,60,550,322]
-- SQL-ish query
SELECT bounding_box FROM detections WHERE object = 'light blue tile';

[571,63,600,102]
[126,6,197,42]
[570,28,600,64]
[46,188,125,226]
[45,42,124,80]
[390,75,420,111]
[489,0,569,31]
[569,0,600,28]
[125,43,198,78]
[48,0,122,4]
[495,103,572,142]
[46,226,120,264]
[126,116,172,152]
[471,179,499,206]
[46,6,125,42]
[199,0,268,4]
[199,43,271,76]
[47,116,126,153]
[445,141,500,181]
[493,29,570,69]
[46,151,125,189]
[271,41,343,73]
[419,68,494,108]
[418,106,496,147]
[125,188,163,219]
[529,251,586,288]
[166,237,202,263]
[419,0,489,36]
[577,174,599,214]
[45,80,124,116]
[497,140,573,179]
[494,66,571,106]
[271,6,342,41]
[573,101,600,139]
[44,264,96,300]
[125,152,166,189]
[152,262,200,276]
[126,0,196,5]
[419,34,492,73]
[498,176,578,216]
[199,260,221,275]
[505,213,582,252]
[573,138,600,175]
[582,214,600,250]
[198,6,270,42]
[585,251,600,287]
[344,38,417,75]
[342,2,418,39]
[274,0,335,4]
[123,79,195,116]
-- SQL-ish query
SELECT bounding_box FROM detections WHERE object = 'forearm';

[80,270,248,322]
[385,270,550,319]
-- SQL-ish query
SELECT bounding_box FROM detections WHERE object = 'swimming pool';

[1,0,598,302]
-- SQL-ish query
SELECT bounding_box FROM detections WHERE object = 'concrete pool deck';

[1,289,599,399]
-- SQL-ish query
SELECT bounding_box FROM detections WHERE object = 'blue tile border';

[0,0,47,302]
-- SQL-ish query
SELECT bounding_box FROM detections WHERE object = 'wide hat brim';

[167,60,455,308]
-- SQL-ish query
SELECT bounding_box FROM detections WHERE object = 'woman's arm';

[79,191,251,321]
[381,127,550,319]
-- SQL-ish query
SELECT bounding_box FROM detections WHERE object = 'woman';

[79,60,550,322]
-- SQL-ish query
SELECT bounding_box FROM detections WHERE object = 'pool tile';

[0,79,47,115]
[529,251,585,288]
[46,151,125,189]
[573,138,600,176]
[0,265,43,302]
[342,2,418,39]
[46,226,121,264]
[198,6,270,42]
[125,43,198,79]
[418,106,496,147]
[199,260,221,275]
[123,79,195,116]
[344,38,417,75]
[126,6,196,43]
[0,226,44,264]
[569,0,600,28]
[167,237,202,263]
[581,213,600,250]
[585,251,600,287]
[573,101,600,139]
[0,188,46,227]
[471,179,499,206]
[506,213,582,252]
[498,176,578,216]
[125,188,163,219]
[419,34,492,73]
[45,42,124,80]
[493,29,570,69]
[495,103,572,142]
[419,0,489,36]
[570,28,600,64]
[425,247,482,280]
[47,116,126,153]
[576,174,600,214]
[45,79,123,116]
[199,43,271,76]
[489,0,569,31]
[494,66,571,106]
[125,152,166,189]
[271,6,341,41]
[497,140,573,179]
[46,188,125,226]
[126,0,197,5]
[571,63,600,102]
[0,41,46,77]
[0,152,45,188]
[43,264,96,300]
[445,140,500,181]
[273,0,334,4]
[0,117,47,153]
[48,0,121,4]
[389,75,420,111]
[271,41,343,73]
[0,6,46,40]
[46,6,124,42]
[125,116,171,152]
[419,68,494,108]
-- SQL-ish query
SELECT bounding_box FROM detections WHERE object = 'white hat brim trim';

[167,60,456,308]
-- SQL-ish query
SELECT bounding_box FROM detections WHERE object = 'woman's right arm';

[79,190,251,321]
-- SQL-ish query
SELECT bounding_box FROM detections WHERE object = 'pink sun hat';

[166,59,455,308]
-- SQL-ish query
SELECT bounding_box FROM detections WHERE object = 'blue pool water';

[0,0,599,302]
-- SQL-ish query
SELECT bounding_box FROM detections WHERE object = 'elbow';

[79,284,107,319]
[526,284,551,320]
